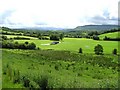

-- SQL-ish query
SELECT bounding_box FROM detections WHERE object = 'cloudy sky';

[0,0,119,29]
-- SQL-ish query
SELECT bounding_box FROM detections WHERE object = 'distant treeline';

[103,36,120,41]
[101,28,120,34]
[0,35,31,41]
[1,26,120,41]
[1,31,22,35]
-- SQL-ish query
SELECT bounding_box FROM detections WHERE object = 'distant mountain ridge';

[12,27,64,31]
[74,25,119,31]
[1,25,119,31]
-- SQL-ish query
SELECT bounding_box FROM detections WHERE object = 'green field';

[14,38,119,54]
[99,32,120,39]
[1,29,119,89]
[4,35,38,40]
[2,49,118,88]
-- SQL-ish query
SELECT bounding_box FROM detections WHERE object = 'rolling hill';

[99,31,120,39]
[74,25,119,31]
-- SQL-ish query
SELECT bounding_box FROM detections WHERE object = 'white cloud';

[0,0,119,28]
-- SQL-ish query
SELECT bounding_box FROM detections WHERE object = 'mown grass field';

[14,38,119,54]
[2,49,118,88]
[99,32,120,39]
[4,35,38,40]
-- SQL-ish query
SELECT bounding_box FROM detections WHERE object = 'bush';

[28,42,36,49]
[94,44,103,55]
[79,48,83,53]
[34,75,48,89]
[13,70,21,84]
[112,49,117,55]
[22,76,30,87]
[55,65,59,70]
[93,35,99,40]
[25,41,29,45]
[2,35,8,40]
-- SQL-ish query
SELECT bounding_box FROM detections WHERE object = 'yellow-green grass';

[4,35,38,40]
[99,32,120,39]
[14,38,119,54]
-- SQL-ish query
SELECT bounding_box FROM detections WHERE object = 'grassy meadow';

[13,38,119,54]
[1,28,119,89]
[4,35,39,40]
[2,49,118,88]
[99,32,120,39]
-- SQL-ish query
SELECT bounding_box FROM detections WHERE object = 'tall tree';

[59,33,64,41]
[79,48,83,54]
[94,44,103,55]
[112,49,117,55]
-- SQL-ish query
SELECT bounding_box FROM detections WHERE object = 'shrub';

[28,42,36,49]
[34,75,48,89]
[14,41,19,48]
[112,49,117,55]
[55,65,59,70]
[94,44,103,55]
[40,75,48,90]
[25,41,29,45]
[93,35,99,40]
[2,35,8,40]
[79,48,83,53]
[13,70,21,84]
[22,76,30,87]
[77,72,82,76]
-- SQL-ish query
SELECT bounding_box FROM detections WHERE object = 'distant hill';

[1,25,119,31]
[74,25,119,31]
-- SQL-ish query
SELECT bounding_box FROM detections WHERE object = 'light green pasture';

[14,38,119,54]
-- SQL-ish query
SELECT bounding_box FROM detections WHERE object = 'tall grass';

[2,49,118,88]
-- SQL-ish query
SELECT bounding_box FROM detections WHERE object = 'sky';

[0,0,119,29]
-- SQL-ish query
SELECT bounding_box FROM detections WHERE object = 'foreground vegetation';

[2,49,118,88]
[1,26,119,89]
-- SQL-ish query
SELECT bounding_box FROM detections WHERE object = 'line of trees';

[0,35,31,41]
[103,36,120,41]
[101,28,120,34]
[1,41,36,50]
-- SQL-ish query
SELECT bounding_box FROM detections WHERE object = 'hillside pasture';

[14,38,119,54]
[4,35,39,40]
[99,32,120,39]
